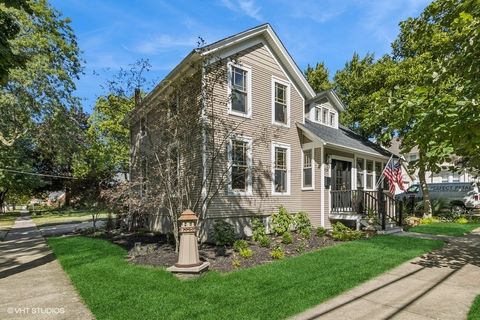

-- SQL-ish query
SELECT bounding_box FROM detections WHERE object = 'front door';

[332,160,352,191]
[331,159,353,212]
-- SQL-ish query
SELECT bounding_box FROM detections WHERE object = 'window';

[228,63,251,117]
[272,143,290,195]
[272,77,290,126]
[315,107,322,122]
[366,160,374,189]
[228,137,252,195]
[329,112,336,126]
[140,117,146,137]
[274,82,288,124]
[322,108,328,124]
[302,149,313,189]
[356,158,364,188]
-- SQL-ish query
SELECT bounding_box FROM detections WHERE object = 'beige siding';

[206,42,309,231]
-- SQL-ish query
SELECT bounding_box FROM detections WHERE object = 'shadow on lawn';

[296,231,480,320]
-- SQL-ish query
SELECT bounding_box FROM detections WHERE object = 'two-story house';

[128,24,396,240]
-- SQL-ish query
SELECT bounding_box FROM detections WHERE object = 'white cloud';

[220,0,263,21]
[131,35,198,54]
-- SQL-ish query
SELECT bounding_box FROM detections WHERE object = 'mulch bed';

[98,231,337,273]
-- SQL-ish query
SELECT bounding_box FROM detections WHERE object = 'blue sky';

[51,0,431,113]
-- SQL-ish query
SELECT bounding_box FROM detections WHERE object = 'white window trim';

[271,142,291,196]
[227,135,253,196]
[271,76,290,128]
[353,155,387,191]
[310,103,338,129]
[301,147,315,190]
[227,62,252,118]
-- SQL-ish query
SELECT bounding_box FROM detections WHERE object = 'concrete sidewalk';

[291,229,480,320]
[0,215,94,320]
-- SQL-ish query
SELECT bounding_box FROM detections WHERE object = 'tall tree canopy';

[333,0,479,216]
[304,62,333,93]
[0,0,82,147]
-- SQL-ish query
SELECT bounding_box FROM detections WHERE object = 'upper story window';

[329,112,336,127]
[272,142,290,195]
[302,149,314,189]
[228,63,252,118]
[228,137,252,195]
[272,77,290,127]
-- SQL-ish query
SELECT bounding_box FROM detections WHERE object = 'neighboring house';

[128,24,397,239]
[388,139,477,193]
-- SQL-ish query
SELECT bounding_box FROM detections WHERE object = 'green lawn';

[48,235,443,320]
[32,210,109,227]
[469,295,480,320]
[409,222,480,237]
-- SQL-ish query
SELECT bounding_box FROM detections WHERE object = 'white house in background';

[388,139,477,193]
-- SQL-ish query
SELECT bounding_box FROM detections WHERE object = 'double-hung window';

[140,117,147,137]
[272,143,290,195]
[272,78,289,126]
[228,137,252,195]
[302,149,314,189]
[228,63,251,117]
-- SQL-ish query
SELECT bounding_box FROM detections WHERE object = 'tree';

[0,0,31,84]
[0,0,82,147]
[304,62,333,93]
[333,0,480,217]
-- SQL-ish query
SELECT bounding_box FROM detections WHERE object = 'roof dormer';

[305,90,345,130]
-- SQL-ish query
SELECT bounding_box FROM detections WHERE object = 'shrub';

[294,211,312,238]
[455,217,469,224]
[296,239,307,254]
[251,217,266,241]
[258,235,271,248]
[233,240,249,252]
[271,206,293,235]
[270,246,285,260]
[331,222,365,241]
[281,231,293,244]
[316,227,327,237]
[213,220,235,246]
[239,248,253,259]
[419,217,440,225]
[232,258,241,269]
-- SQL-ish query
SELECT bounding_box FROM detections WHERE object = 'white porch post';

[320,146,325,227]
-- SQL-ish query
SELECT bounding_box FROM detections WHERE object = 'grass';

[48,235,443,320]
[409,222,480,237]
[469,295,480,320]
[32,209,109,227]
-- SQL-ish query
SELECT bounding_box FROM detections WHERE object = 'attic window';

[313,105,337,128]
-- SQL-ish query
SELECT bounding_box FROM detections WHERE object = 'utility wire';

[0,168,77,179]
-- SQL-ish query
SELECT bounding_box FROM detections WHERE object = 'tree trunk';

[0,189,7,213]
[418,152,432,218]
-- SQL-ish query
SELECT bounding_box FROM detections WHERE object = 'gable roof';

[200,23,315,98]
[307,90,346,112]
[298,119,393,158]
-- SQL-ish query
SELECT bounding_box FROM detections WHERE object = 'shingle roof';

[300,119,392,158]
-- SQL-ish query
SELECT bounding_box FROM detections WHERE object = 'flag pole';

[375,154,394,190]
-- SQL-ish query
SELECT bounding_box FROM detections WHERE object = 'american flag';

[383,158,405,193]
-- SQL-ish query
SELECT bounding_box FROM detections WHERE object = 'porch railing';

[331,187,403,229]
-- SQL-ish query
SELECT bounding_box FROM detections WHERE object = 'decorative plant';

[251,217,266,241]
[271,206,293,235]
[316,227,327,237]
[239,248,253,259]
[294,211,312,239]
[281,231,293,244]
[270,246,285,260]
[212,220,235,246]
[233,240,249,252]
[258,235,271,248]
[331,222,365,241]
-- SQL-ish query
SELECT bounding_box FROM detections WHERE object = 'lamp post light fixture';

[167,209,209,275]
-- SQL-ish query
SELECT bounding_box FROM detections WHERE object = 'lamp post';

[167,209,209,275]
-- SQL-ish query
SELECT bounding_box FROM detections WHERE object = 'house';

[128,24,399,240]
[388,139,477,193]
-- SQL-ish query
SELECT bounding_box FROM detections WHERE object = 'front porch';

[330,188,404,231]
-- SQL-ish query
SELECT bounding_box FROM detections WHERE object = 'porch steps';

[377,226,403,235]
